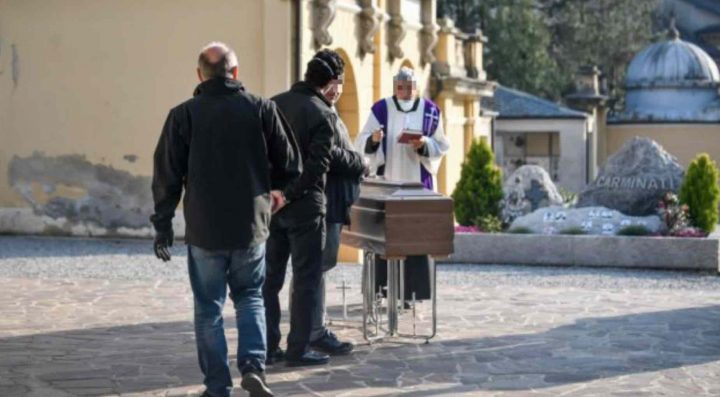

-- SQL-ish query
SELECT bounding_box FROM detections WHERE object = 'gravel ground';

[1,235,719,291]
[3,236,720,396]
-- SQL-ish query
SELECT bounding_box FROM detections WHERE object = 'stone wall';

[447,233,720,272]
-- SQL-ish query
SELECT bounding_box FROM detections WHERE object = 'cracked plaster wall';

[0,0,267,236]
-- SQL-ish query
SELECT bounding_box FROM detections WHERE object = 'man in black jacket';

[263,50,354,367]
[307,51,364,356]
[151,42,300,397]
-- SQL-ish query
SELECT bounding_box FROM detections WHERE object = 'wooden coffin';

[341,179,455,258]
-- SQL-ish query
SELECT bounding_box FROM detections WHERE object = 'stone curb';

[444,233,720,272]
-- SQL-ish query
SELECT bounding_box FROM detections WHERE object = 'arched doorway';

[334,48,362,263]
[334,48,360,141]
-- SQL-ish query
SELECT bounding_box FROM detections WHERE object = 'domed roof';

[610,25,720,124]
[625,30,720,88]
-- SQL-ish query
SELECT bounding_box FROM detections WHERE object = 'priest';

[354,67,449,302]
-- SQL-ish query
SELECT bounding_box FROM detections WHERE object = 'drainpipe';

[293,0,303,83]
[586,122,592,185]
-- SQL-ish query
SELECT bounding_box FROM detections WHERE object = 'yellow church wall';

[605,124,720,167]
[0,0,481,256]
[433,96,464,196]
[0,0,267,211]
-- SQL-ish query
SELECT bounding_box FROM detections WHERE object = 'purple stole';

[370,98,441,190]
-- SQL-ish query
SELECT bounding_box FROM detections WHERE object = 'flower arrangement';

[657,192,706,238]
[455,225,481,233]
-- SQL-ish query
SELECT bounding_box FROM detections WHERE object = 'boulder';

[510,206,665,235]
[501,165,564,224]
[576,137,684,216]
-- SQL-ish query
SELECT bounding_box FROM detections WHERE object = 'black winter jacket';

[151,78,301,250]
[272,82,362,224]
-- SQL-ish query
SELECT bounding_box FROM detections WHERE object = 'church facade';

[0,0,493,249]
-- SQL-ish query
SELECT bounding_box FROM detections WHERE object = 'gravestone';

[510,205,665,235]
[576,137,684,216]
[501,165,564,224]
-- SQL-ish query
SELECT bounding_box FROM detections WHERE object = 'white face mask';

[397,98,415,109]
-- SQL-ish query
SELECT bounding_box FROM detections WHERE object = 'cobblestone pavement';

[1,236,720,396]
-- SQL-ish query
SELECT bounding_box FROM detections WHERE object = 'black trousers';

[374,255,431,301]
[262,215,325,359]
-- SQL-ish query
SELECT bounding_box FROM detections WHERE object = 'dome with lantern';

[611,22,720,123]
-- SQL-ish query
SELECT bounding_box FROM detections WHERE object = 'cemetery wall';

[605,124,720,167]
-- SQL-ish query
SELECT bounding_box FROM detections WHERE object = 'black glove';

[153,229,174,262]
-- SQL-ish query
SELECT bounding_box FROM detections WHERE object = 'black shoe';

[266,348,285,365]
[285,350,329,367]
[310,330,354,355]
[240,369,274,397]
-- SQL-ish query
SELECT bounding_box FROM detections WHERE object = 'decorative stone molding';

[437,16,455,34]
[419,0,438,66]
[566,65,608,111]
[358,0,381,57]
[430,17,495,100]
[386,0,406,61]
[312,0,337,50]
[463,30,485,79]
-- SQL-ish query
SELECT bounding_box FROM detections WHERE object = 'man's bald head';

[197,41,239,81]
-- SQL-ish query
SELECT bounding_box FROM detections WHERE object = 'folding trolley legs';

[361,251,437,344]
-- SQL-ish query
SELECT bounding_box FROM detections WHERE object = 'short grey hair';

[197,41,239,79]
[394,67,416,83]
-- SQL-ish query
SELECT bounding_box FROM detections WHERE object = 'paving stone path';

[1,236,720,396]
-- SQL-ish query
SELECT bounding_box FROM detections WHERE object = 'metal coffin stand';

[341,179,454,343]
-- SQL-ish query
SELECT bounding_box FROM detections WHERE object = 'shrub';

[508,227,534,234]
[616,225,651,236]
[679,153,720,234]
[558,187,577,206]
[558,227,587,235]
[475,214,503,233]
[452,138,503,226]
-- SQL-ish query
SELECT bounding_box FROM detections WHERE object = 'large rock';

[501,165,564,224]
[577,137,684,216]
[510,206,665,235]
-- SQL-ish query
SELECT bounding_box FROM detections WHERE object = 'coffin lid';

[359,179,444,201]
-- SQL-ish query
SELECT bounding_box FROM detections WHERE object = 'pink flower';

[455,225,481,233]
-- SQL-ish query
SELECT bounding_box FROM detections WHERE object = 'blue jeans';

[188,244,267,397]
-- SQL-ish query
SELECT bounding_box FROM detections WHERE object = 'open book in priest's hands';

[397,129,423,144]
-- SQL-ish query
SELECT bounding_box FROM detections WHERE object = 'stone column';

[358,0,382,58]
[565,65,608,183]
[419,0,438,67]
[386,0,406,61]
